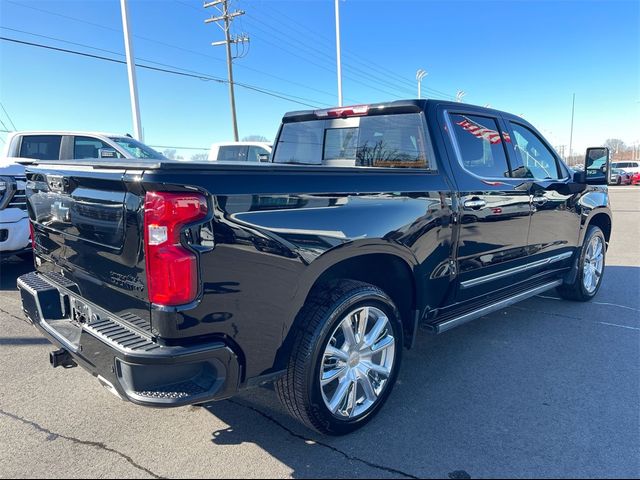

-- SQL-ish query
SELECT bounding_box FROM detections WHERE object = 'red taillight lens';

[314,104,369,118]
[29,221,35,250]
[144,192,207,306]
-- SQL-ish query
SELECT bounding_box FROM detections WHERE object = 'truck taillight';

[314,104,369,118]
[144,191,207,306]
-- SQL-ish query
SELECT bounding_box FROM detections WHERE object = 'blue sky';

[0,0,638,159]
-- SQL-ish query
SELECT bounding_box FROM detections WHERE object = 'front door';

[503,118,581,267]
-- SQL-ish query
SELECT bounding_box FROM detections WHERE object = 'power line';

[0,36,324,109]
[0,103,17,130]
[2,6,340,104]
[175,1,409,101]
[0,117,10,133]
[204,0,248,141]
[0,26,333,108]
[242,12,412,93]
[252,3,456,100]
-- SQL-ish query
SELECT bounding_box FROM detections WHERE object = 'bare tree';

[242,135,270,142]
[190,153,209,161]
[162,149,177,160]
[604,139,627,154]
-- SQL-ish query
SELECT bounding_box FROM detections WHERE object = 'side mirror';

[258,153,270,163]
[584,147,609,185]
[99,148,118,159]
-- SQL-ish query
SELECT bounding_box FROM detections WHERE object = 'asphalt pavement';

[1,187,638,479]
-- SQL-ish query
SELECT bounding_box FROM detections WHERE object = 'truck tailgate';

[26,166,151,330]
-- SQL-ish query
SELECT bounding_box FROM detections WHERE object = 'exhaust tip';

[49,349,77,369]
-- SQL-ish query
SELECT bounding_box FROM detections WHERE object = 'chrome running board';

[431,279,563,334]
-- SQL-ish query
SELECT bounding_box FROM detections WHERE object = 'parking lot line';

[598,322,640,331]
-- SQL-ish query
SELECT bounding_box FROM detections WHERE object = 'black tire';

[16,251,33,261]
[275,280,403,435]
[557,225,606,301]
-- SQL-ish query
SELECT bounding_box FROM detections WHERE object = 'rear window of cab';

[273,113,434,169]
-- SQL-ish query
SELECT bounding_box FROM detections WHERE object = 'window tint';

[217,145,248,161]
[273,113,431,169]
[74,136,113,159]
[19,135,61,160]
[247,146,270,162]
[509,123,561,179]
[449,114,510,178]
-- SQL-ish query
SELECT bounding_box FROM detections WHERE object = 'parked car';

[0,158,32,259]
[610,161,640,185]
[3,131,166,162]
[609,168,632,185]
[208,141,272,162]
[18,100,611,435]
[1,131,164,259]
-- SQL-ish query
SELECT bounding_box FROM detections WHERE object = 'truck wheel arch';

[580,209,612,248]
[587,212,611,245]
[277,249,420,374]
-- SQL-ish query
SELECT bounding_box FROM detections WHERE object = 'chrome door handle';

[463,199,486,209]
[532,196,548,206]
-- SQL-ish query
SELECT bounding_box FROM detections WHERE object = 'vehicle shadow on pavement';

[203,265,639,479]
[0,256,34,291]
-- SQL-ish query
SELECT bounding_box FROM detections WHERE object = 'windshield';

[273,113,431,169]
[109,137,165,159]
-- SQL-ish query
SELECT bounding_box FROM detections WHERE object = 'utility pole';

[568,93,575,161]
[334,0,343,106]
[416,69,427,99]
[205,0,248,142]
[120,0,143,141]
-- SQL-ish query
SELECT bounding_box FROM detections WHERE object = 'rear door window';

[19,135,62,160]
[448,113,510,178]
[217,145,248,161]
[73,136,114,159]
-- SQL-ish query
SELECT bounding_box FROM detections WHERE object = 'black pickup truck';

[18,100,612,435]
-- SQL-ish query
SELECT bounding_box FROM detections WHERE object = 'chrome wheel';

[319,306,395,419]
[583,235,604,294]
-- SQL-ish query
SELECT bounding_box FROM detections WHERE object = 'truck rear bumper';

[17,271,240,407]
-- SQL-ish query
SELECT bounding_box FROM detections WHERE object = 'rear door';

[439,107,533,302]
[503,118,580,265]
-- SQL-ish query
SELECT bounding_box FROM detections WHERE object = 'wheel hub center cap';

[348,352,360,368]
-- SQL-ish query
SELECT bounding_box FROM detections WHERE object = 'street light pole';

[416,69,427,99]
[120,0,143,141]
[568,93,575,161]
[456,90,466,103]
[334,0,343,106]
